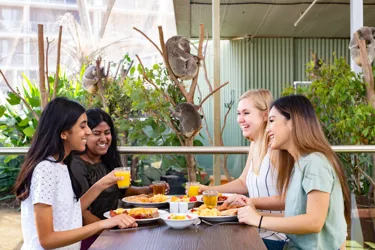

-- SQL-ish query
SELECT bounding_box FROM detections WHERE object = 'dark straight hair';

[86,108,122,170]
[270,95,351,225]
[14,97,85,201]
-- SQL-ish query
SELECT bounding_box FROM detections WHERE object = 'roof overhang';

[173,0,375,39]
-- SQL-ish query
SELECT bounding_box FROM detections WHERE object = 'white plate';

[103,209,168,224]
[188,210,237,223]
[122,195,171,208]
[196,193,234,204]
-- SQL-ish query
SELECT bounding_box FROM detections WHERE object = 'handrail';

[0,145,375,155]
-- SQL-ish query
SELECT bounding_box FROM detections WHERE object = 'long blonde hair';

[239,89,273,174]
[270,95,351,224]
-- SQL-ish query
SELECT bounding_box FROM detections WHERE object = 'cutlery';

[201,219,242,226]
[110,224,159,232]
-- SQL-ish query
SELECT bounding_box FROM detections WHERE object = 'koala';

[166,36,199,81]
[171,103,202,138]
[82,65,105,94]
[349,26,375,67]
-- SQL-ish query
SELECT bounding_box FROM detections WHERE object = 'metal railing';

[0,145,375,155]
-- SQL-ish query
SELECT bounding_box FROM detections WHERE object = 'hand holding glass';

[114,167,130,189]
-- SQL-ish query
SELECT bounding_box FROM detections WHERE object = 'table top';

[89,220,267,250]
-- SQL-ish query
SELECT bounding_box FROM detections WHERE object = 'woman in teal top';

[235,95,351,250]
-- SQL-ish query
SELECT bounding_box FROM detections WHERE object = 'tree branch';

[356,165,375,187]
[0,70,39,121]
[221,105,233,136]
[189,24,204,102]
[133,27,163,56]
[197,85,213,146]
[135,55,176,106]
[45,37,54,99]
[202,31,213,92]
[198,81,229,109]
[95,57,108,110]
[53,26,62,100]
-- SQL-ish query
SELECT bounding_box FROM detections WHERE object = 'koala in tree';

[82,65,106,94]
[166,36,199,81]
[349,26,375,66]
[171,103,202,138]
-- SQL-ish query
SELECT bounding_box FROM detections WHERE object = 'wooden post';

[38,24,48,110]
[53,26,62,99]
[212,0,221,185]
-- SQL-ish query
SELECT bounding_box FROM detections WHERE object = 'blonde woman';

[237,95,350,249]
[199,89,287,246]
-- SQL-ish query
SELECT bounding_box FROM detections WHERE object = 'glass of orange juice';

[186,182,200,197]
[114,167,130,189]
[203,190,218,208]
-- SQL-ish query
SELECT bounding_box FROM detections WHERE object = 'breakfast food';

[125,194,168,203]
[199,193,228,202]
[109,207,159,219]
[167,214,193,220]
[191,203,243,217]
[171,195,197,202]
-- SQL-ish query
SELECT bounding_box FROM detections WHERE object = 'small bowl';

[161,213,198,229]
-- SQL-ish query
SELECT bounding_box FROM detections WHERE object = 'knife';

[110,224,160,232]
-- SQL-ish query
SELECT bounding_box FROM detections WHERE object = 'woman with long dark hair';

[236,95,350,250]
[14,98,137,250]
[70,108,157,223]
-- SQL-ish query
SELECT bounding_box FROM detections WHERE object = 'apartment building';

[0,0,176,89]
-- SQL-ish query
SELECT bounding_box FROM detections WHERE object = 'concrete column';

[350,0,363,74]
[212,0,221,185]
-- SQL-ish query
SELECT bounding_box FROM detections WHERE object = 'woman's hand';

[95,170,127,191]
[237,203,261,227]
[99,213,137,229]
[225,194,248,206]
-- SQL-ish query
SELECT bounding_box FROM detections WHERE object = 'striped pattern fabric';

[246,154,287,241]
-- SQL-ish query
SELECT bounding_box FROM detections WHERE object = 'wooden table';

[89,221,267,250]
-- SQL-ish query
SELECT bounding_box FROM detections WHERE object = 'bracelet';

[258,215,264,228]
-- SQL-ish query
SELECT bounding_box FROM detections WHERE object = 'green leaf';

[4,155,17,164]
[6,92,21,105]
[18,118,30,127]
[193,140,204,146]
[23,126,35,137]
[28,96,40,108]
[0,105,5,117]
[153,64,160,70]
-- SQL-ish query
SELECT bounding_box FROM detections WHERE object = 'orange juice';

[188,185,200,197]
[203,195,218,208]
[115,171,130,189]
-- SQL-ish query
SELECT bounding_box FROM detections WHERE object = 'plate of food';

[103,207,169,224]
[170,195,197,209]
[195,193,233,204]
[160,213,199,229]
[122,194,170,208]
[189,203,243,222]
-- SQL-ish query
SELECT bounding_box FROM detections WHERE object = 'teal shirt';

[284,153,346,250]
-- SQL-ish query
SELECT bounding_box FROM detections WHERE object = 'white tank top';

[246,153,287,241]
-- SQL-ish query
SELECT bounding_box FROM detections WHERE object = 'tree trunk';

[38,24,48,109]
[221,154,232,182]
[185,137,196,182]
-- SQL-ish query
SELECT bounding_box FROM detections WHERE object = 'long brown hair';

[271,95,351,224]
[14,97,85,201]
[239,89,273,174]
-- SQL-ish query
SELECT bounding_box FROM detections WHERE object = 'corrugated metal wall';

[196,37,351,178]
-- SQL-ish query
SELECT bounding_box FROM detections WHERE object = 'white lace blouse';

[21,158,82,250]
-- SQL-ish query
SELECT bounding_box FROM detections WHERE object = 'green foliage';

[282,56,375,195]
[0,73,90,194]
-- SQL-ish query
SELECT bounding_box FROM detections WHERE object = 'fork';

[201,219,242,226]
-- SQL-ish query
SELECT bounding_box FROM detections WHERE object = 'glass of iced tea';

[186,182,200,197]
[152,181,166,195]
[114,167,130,189]
[203,190,218,208]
